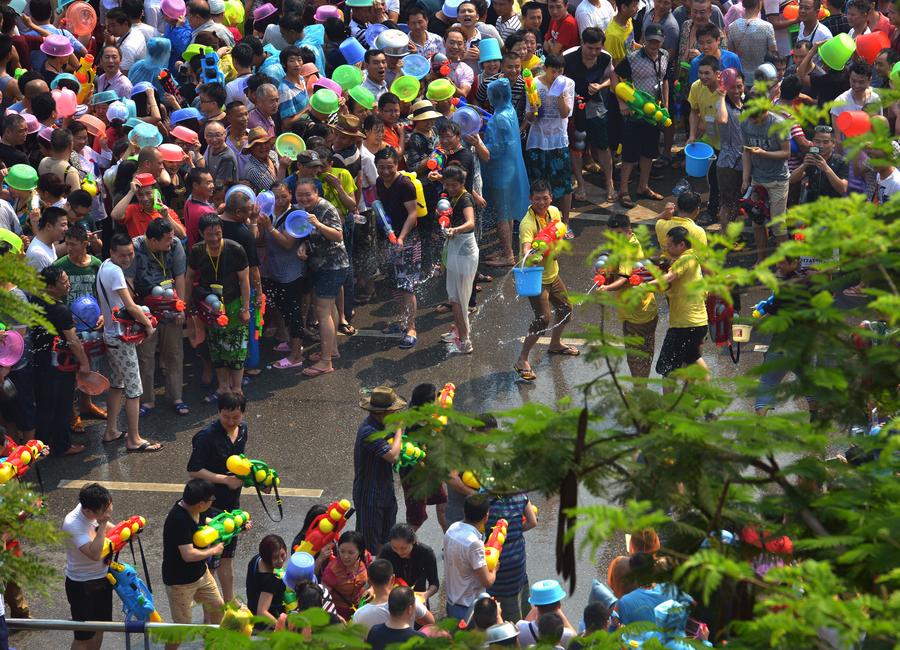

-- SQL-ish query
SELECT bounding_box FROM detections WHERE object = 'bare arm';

[397,199,419,243]
[77,518,113,561]
[62,326,91,372]
[110,188,136,221]
[116,286,154,329]
[448,205,475,236]
[474,563,497,587]
[381,428,404,463]
[178,541,224,563]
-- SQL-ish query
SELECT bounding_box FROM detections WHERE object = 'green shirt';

[53,254,102,305]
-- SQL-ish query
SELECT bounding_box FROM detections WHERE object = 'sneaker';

[564,229,576,240]
[448,339,474,354]
[440,327,458,343]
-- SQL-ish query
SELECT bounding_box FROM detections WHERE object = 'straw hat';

[409,99,442,121]
[330,113,365,138]
[359,386,408,412]
[242,126,273,152]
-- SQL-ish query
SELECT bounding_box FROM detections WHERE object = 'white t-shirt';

[352,599,428,631]
[96,259,128,336]
[829,88,882,119]
[118,29,148,72]
[443,521,487,608]
[516,619,577,647]
[526,76,575,151]
[876,168,900,205]
[797,21,832,44]
[62,504,108,581]
[25,237,57,271]
[575,0,615,35]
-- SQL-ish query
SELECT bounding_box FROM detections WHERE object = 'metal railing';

[7,618,218,649]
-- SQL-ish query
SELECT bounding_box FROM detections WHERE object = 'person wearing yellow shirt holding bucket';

[514,180,578,382]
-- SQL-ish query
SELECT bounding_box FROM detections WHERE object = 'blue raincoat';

[128,37,172,95]
[482,77,529,223]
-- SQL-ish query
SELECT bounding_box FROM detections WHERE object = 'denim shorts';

[313,267,350,299]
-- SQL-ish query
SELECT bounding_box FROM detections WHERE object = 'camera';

[809,146,820,155]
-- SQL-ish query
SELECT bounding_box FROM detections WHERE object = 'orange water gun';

[75,55,95,104]
[484,519,508,571]
[294,500,354,555]
[0,439,49,484]
[101,516,147,558]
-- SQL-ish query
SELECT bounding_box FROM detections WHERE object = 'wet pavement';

[12,164,780,649]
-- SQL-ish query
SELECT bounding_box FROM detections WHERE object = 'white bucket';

[732,323,753,343]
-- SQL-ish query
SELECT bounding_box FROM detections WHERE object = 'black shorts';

[206,534,238,570]
[621,119,661,163]
[655,326,708,376]
[65,576,113,640]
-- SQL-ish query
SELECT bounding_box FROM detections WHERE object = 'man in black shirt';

[365,587,426,650]
[378,523,440,602]
[0,113,28,169]
[187,392,248,603]
[162,479,226,647]
[219,190,263,308]
[788,125,849,201]
[31,267,90,456]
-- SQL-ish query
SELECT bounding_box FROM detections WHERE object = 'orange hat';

[135,173,156,187]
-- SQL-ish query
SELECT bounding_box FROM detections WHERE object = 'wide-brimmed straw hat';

[359,386,407,412]
[330,113,364,138]
[409,99,442,121]
[242,126,273,152]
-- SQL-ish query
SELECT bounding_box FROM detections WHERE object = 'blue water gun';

[200,51,224,87]
[372,200,397,245]
[752,295,775,318]
[451,96,493,121]
[107,561,162,622]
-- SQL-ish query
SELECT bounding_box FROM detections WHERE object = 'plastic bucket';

[451,106,482,137]
[364,23,387,47]
[339,37,366,65]
[402,54,430,79]
[818,33,855,71]
[284,210,313,238]
[224,184,256,202]
[720,67,739,90]
[732,323,753,343]
[76,371,110,396]
[855,31,890,64]
[275,132,306,158]
[312,77,342,96]
[332,64,363,90]
[684,142,715,177]
[0,330,25,367]
[255,190,275,217]
[390,75,420,103]
[891,61,900,88]
[513,266,544,297]
[52,88,77,118]
[835,110,871,138]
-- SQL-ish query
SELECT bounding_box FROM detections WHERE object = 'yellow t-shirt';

[666,250,708,328]
[318,168,358,217]
[656,216,707,257]
[519,205,562,285]
[614,234,659,324]
[687,80,721,150]
[605,18,634,65]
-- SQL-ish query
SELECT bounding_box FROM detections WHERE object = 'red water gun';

[142,285,186,321]
[112,307,157,344]
[436,194,452,232]
[628,260,655,286]
[484,518,508,571]
[530,220,567,257]
[101,515,147,559]
[53,334,106,372]
[432,53,450,77]
[593,253,610,286]
[253,294,266,342]
[192,293,229,328]
[294,499,354,555]
[426,149,446,172]
[0,439,49,484]
[158,70,183,107]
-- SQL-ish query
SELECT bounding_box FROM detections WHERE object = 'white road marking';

[56,480,323,498]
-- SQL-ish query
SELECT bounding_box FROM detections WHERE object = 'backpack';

[399,170,428,218]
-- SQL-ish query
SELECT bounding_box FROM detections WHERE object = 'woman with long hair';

[321,530,371,620]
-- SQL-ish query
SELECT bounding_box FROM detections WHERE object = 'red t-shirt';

[548,15,580,52]
[123,203,181,238]
[183,198,217,249]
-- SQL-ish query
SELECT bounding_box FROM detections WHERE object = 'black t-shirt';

[162,501,205,586]
[564,48,613,108]
[810,70,850,107]
[188,239,249,303]
[29,296,73,368]
[449,192,476,229]
[377,542,439,592]
[246,554,285,618]
[375,174,418,233]
[220,220,259,268]
[0,142,28,169]
[804,152,849,201]
[186,419,247,511]
[366,624,424,650]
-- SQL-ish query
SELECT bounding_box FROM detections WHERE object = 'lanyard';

[205,245,221,281]
[450,190,466,208]
[148,246,168,279]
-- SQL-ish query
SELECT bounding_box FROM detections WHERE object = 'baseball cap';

[296,151,324,167]
[644,24,665,42]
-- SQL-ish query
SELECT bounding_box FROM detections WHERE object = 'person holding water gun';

[111,173,187,240]
[187,392,249,604]
[514,180,578,382]
[162,479,228,640]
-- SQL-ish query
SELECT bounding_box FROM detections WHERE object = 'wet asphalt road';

[11,167,779,649]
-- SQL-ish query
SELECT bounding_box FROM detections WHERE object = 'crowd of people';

[0,0,897,645]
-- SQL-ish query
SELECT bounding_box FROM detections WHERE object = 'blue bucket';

[684,142,715,177]
[340,37,366,65]
[284,209,313,238]
[513,266,544,297]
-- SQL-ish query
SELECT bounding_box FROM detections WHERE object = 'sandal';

[138,404,154,417]
[435,303,453,314]
[338,322,357,336]
[636,189,664,201]
[549,345,581,356]
[126,441,163,453]
[203,391,220,404]
[273,341,291,352]
[302,365,335,377]
[308,351,340,362]
[619,195,635,208]
[272,357,304,370]
[514,364,537,381]
[476,273,492,283]
[174,402,190,416]
[102,431,127,444]
[842,285,866,297]
[573,190,587,202]
[399,334,417,349]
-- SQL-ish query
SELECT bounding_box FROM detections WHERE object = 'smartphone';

[809,146,820,155]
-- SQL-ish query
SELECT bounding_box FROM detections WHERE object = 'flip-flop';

[273,341,291,352]
[382,323,405,334]
[272,357,304,369]
[302,365,335,377]
[619,195,635,208]
[126,441,163,453]
[138,404,154,417]
[636,189,664,201]
[476,273,492,283]
[399,334,417,349]
[514,364,537,381]
[549,345,580,356]
[174,402,190,416]
[203,391,220,404]
[308,351,340,362]
[338,322,357,336]
[102,431,127,444]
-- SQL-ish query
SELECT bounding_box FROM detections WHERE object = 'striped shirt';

[279,79,309,120]
[494,14,523,42]
[486,493,530,598]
